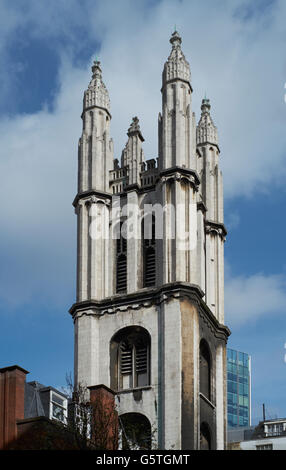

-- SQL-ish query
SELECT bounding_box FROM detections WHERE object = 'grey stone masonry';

[71,31,230,450]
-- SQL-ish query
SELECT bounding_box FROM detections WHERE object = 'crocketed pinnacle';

[162,30,191,85]
[197,98,218,146]
[83,60,110,113]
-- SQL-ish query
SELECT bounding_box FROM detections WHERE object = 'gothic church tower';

[70,31,230,450]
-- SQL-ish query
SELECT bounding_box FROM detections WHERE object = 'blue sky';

[0,0,286,425]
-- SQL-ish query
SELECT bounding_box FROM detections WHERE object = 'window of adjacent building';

[50,391,67,423]
[116,221,127,293]
[227,348,251,428]
[110,326,151,391]
[142,214,156,288]
[265,423,285,437]
[256,444,273,450]
[200,340,211,401]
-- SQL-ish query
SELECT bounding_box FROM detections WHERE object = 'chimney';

[88,384,118,450]
[0,365,29,449]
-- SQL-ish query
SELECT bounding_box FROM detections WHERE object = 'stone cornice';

[197,200,207,213]
[205,219,227,238]
[127,129,144,142]
[159,166,200,187]
[69,282,230,342]
[161,78,193,93]
[81,104,112,120]
[125,183,141,193]
[73,189,113,207]
[196,142,220,153]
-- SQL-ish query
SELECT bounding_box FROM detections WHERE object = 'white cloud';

[225,211,240,231]
[225,271,286,327]
[1,0,286,307]
[0,57,89,307]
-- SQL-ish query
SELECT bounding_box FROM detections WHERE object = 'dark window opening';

[200,340,211,401]
[143,214,156,287]
[200,423,211,450]
[116,221,127,293]
[120,413,151,450]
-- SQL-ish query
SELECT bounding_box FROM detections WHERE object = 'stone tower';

[70,31,230,450]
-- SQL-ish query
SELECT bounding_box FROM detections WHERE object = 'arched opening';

[110,326,151,391]
[199,339,211,401]
[200,422,212,450]
[119,413,151,449]
[142,213,156,287]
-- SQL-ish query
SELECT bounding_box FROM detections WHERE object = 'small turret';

[159,31,193,170]
[78,60,113,193]
[121,117,145,186]
[197,97,218,147]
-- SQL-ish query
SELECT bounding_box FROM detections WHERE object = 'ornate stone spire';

[196,98,218,146]
[162,30,191,85]
[83,60,110,113]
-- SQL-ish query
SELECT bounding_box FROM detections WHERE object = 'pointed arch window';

[143,214,156,287]
[116,221,127,293]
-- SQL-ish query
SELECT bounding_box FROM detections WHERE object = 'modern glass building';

[227,348,251,428]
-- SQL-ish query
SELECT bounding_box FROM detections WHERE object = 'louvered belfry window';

[143,214,156,287]
[116,221,127,293]
[118,330,150,390]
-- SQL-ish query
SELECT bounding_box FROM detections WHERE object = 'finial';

[128,116,140,133]
[127,116,144,141]
[84,56,110,113]
[170,30,182,47]
[201,96,211,113]
[91,59,102,80]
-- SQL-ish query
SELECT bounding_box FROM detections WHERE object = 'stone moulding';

[73,189,112,208]
[159,166,200,187]
[196,141,220,153]
[161,78,193,93]
[205,220,227,239]
[81,104,112,120]
[69,282,230,342]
